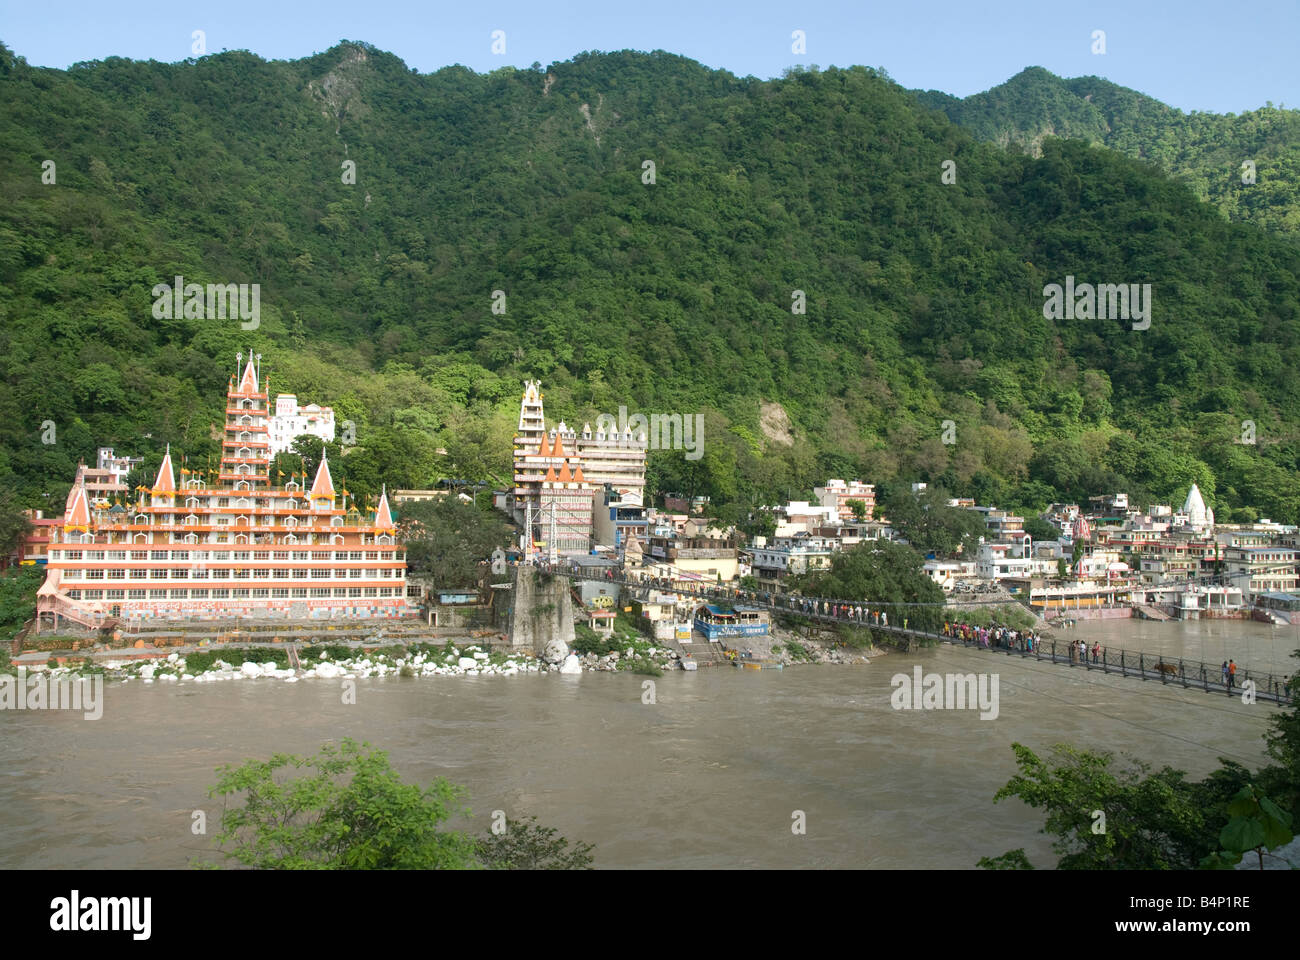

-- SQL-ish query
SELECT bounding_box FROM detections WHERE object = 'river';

[2,629,1286,869]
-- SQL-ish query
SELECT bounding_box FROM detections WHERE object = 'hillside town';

[9,375,1300,650]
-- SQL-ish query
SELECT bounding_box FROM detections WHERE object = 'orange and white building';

[35,353,409,632]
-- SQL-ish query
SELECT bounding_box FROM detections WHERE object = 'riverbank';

[8,623,892,686]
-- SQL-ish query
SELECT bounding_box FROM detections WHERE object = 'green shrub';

[629,660,662,677]
[571,625,613,656]
[784,640,810,661]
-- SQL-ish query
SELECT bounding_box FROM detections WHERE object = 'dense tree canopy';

[2,43,1299,521]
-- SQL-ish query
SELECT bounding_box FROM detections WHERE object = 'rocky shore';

[21,627,882,685]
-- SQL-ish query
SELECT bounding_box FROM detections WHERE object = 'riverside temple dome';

[1181,483,1215,531]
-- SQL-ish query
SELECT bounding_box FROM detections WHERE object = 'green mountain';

[2,42,1299,525]
[914,66,1300,238]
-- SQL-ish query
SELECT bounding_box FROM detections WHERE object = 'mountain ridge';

[1,41,1298,524]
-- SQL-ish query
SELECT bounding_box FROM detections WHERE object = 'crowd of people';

[945,620,1112,664]
[943,620,1046,654]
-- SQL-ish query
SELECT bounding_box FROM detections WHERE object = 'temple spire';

[64,476,90,530]
[236,351,259,395]
[309,445,335,499]
[153,443,176,493]
[374,484,395,531]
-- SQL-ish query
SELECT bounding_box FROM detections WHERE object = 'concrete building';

[751,535,836,585]
[1224,545,1299,599]
[268,394,335,456]
[593,486,648,551]
[814,479,876,522]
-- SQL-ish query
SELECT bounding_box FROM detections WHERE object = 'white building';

[269,394,335,456]
[96,447,142,484]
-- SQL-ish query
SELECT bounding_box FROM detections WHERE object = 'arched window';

[235,480,250,491]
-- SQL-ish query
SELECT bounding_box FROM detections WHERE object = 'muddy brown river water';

[2,628,1286,869]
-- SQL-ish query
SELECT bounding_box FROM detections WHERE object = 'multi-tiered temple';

[35,354,408,632]
[510,380,648,559]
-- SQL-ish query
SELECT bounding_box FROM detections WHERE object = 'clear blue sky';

[3,0,1297,113]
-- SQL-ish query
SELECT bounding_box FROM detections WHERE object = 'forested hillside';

[914,66,1300,238]
[2,42,1299,525]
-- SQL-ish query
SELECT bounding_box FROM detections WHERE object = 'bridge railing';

[947,630,1296,705]
[536,563,1297,704]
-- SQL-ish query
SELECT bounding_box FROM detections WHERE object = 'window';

[293,569,308,579]
[128,589,146,599]
[151,550,168,560]
[108,550,127,560]
[272,588,289,598]
[252,588,269,598]
[191,589,208,599]
[107,569,125,580]
[348,588,362,597]
[67,590,82,600]
[311,588,331,598]
[169,589,187,599]
[291,588,307,598]
[312,569,329,579]
[333,588,347,598]
[232,588,250,598]
[85,569,104,580]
